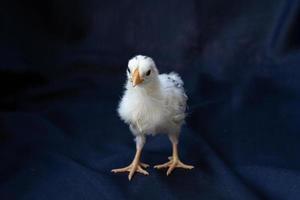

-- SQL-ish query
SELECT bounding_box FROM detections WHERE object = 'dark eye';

[127,68,131,73]
[146,70,151,76]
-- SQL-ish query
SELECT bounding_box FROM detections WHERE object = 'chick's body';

[112,55,193,180]
[118,72,187,136]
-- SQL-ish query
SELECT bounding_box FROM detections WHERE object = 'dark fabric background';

[0,0,300,199]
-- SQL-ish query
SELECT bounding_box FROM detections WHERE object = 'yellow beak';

[132,68,143,87]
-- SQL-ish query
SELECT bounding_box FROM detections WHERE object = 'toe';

[154,161,171,169]
[128,169,135,181]
[140,162,150,168]
[178,161,194,169]
[137,166,149,175]
[166,163,176,176]
[111,166,130,173]
[128,163,140,180]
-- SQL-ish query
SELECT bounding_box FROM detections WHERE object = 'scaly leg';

[111,135,149,180]
[154,134,194,175]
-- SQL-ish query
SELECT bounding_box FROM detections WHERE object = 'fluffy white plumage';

[118,55,187,139]
[112,55,193,180]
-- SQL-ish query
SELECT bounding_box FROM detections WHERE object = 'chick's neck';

[130,76,162,98]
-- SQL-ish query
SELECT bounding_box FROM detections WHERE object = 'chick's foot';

[111,162,149,180]
[154,156,194,176]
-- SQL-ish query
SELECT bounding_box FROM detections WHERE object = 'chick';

[112,55,194,180]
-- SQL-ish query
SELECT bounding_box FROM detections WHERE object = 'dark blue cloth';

[0,0,300,199]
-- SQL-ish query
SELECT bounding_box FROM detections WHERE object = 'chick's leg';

[111,135,149,180]
[154,134,194,175]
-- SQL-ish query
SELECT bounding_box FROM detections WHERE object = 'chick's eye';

[127,68,131,73]
[146,70,151,76]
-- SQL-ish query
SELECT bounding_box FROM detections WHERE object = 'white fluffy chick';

[112,55,194,180]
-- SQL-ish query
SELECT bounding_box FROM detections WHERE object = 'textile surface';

[0,0,300,199]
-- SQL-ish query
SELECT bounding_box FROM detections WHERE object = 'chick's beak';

[132,68,143,87]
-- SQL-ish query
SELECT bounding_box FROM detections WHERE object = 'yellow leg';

[154,142,194,175]
[111,148,149,180]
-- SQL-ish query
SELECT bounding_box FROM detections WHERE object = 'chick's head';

[127,55,159,87]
